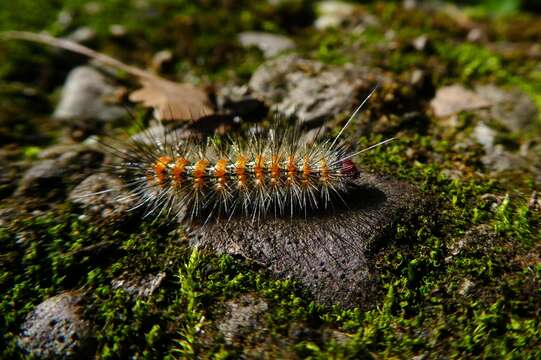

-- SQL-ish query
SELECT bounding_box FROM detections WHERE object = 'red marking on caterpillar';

[103,86,395,223]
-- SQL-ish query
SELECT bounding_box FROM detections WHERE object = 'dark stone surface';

[190,174,427,308]
[18,291,93,359]
[218,294,270,345]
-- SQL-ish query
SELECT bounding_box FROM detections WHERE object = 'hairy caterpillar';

[102,86,394,223]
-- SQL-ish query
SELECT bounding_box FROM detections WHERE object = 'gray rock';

[191,174,427,308]
[249,56,368,126]
[314,1,356,29]
[481,144,526,172]
[111,272,166,300]
[16,145,104,198]
[53,66,124,123]
[430,84,490,118]
[218,294,269,345]
[412,34,429,51]
[473,122,496,151]
[68,173,138,220]
[238,32,295,58]
[18,291,93,359]
[474,84,538,133]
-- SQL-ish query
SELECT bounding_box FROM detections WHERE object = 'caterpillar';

[102,86,394,223]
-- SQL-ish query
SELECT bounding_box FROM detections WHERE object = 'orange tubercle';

[214,159,228,191]
[172,158,189,186]
[287,155,296,184]
[235,154,247,188]
[192,159,209,190]
[254,155,265,186]
[302,156,311,186]
[154,156,172,187]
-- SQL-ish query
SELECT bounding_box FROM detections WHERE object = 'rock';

[53,66,124,123]
[218,294,269,345]
[412,34,429,51]
[467,28,485,42]
[191,174,428,308]
[314,1,356,29]
[430,84,490,118]
[482,144,526,172]
[109,24,127,37]
[249,56,369,126]
[18,291,93,359]
[111,272,166,300]
[68,173,138,221]
[474,84,538,133]
[16,145,103,199]
[238,32,295,58]
[473,122,496,151]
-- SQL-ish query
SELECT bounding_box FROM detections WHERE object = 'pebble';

[238,31,295,58]
[18,291,93,359]
[430,84,490,118]
[53,66,124,123]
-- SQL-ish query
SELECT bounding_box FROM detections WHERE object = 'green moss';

[1,0,540,359]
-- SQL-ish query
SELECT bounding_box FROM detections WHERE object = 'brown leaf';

[129,77,213,121]
[0,31,213,122]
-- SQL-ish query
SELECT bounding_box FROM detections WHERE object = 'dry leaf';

[129,77,212,120]
[0,31,213,122]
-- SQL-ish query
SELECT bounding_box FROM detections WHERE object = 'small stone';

[315,1,356,29]
[68,173,138,221]
[109,24,127,37]
[18,291,93,359]
[430,84,490,118]
[53,66,124,123]
[238,32,295,58]
[467,28,484,42]
[473,122,496,151]
[218,294,269,345]
[482,145,526,172]
[412,34,429,51]
[474,84,538,133]
[111,272,166,300]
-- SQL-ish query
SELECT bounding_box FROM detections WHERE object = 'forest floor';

[0,1,540,359]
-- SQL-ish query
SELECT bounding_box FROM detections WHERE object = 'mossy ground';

[1,1,540,359]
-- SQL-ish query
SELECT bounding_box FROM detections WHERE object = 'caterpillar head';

[340,159,359,179]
